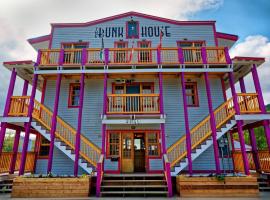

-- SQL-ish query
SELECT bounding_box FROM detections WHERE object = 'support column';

[158,73,167,154]
[74,73,85,176]
[204,72,221,174]
[101,73,108,155]
[228,72,250,175]
[19,73,39,175]
[22,80,29,96]
[251,64,270,152]
[47,73,62,173]
[0,68,17,155]
[9,129,21,174]
[239,77,261,171]
[180,72,192,175]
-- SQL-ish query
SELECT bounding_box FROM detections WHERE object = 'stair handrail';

[8,96,101,168]
[96,154,104,197]
[163,154,173,197]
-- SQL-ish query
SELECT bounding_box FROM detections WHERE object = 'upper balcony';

[36,47,232,73]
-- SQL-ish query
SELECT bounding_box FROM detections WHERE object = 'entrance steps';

[100,173,169,197]
[258,173,270,192]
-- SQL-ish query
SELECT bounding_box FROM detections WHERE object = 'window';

[177,41,205,63]
[62,42,88,64]
[108,132,120,157]
[126,21,139,39]
[147,132,160,157]
[138,41,152,63]
[185,82,199,107]
[38,137,50,158]
[114,41,128,63]
[69,83,80,108]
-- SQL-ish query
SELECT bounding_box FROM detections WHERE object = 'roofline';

[216,32,239,41]
[232,56,265,62]
[3,60,34,65]
[28,34,51,44]
[50,11,216,28]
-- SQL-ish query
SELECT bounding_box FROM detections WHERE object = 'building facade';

[1,12,270,197]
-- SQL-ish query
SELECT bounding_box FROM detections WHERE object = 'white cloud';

[230,35,270,104]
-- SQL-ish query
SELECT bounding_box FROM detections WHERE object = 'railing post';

[101,73,108,155]
[158,73,166,154]
[81,48,87,66]
[157,48,161,65]
[201,47,208,65]
[58,49,64,66]
[74,73,85,176]
[251,64,270,153]
[204,72,221,174]
[177,48,184,65]
[9,129,21,174]
[228,72,250,175]
[19,73,39,175]
[180,72,192,175]
[0,68,17,156]
[104,48,109,66]
[47,73,62,173]
[22,80,29,96]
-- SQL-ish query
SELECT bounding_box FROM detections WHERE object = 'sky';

[0,0,270,112]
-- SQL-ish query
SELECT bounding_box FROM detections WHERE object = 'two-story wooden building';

[1,12,270,197]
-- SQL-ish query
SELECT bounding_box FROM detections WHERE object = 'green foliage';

[3,131,15,152]
[216,174,225,182]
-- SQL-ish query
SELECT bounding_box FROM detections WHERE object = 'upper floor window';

[114,41,128,63]
[185,82,199,107]
[62,42,88,49]
[137,41,152,63]
[177,41,205,48]
[126,20,139,39]
[69,83,80,108]
[62,42,88,64]
[177,41,205,63]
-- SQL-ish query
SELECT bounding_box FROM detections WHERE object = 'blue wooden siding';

[51,16,215,49]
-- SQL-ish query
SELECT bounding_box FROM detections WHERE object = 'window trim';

[61,42,89,49]
[126,21,140,39]
[185,82,199,107]
[112,82,154,94]
[68,83,81,108]
[145,132,161,158]
[37,136,50,159]
[137,40,152,63]
[177,40,206,47]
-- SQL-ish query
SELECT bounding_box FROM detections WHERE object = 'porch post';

[180,72,192,175]
[0,68,17,156]
[47,73,62,173]
[40,79,47,104]
[204,72,221,174]
[239,77,261,170]
[101,73,108,155]
[251,64,270,152]
[221,77,227,101]
[19,73,39,175]
[9,128,21,174]
[74,73,85,176]
[228,72,250,175]
[22,80,29,96]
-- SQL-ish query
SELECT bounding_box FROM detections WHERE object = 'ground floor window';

[68,83,80,108]
[185,82,199,107]
[38,136,50,159]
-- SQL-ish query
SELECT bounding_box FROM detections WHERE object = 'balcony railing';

[39,47,229,67]
[107,94,160,114]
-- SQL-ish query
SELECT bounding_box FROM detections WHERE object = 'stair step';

[104,173,164,177]
[101,191,168,194]
[259,186,270,190]
[103,179,166,183]
[101,185,167,188]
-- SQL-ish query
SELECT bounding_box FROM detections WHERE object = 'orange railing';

[107,94,160,114]
[232,150,270,173]
[167,93,260,167]
[0,152,35,174]
[8,96,101,168]
[39,47,228,66]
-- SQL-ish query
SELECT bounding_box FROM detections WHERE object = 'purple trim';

[216,32,239,41]
[251,64,270,152]
[201,47,208,64]
[177,48,184,64]
[74,73,85,176]
[22,80,29,96]
[228,72,250,175]
[81,48,87,65]
[101,73,108,154]
[47,73,62,173]
[3,60,33,65]
[28,34,51,44]
[19,74,38,175]
[204,72,221,174]
[58,49,64,66]
[165,160,173,197]
[224,47,232,64]
[36,50,42,66]
[9,129,21,174]
[181,169,234,173]
[48,26,54,49]
[158,73,166,154]
[105,48,109,65]
[212,23,219,46]
[180,72,192,175]
[248,129,261,171]
[0,68,17,155]
[233,56,265,62]
[157,48,161,65]
[40,79,47,104]
[51,11,216,28]
[96,161,102,197]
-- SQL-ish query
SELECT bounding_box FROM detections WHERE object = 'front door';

[121,132,134,173]
[134,133,146,172]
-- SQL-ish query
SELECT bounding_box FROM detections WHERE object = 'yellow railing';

[0,152,35,174]
[8,96,101,168]
[39,47,228,66]
[232,150,270,173]
[107,94,160,114]
[167,93,260,167]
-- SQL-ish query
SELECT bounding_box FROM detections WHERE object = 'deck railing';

[232,150,270,173]
[167,93,260,167]
[107,94,160,114]
[38,47,229,66]
[8,96,101,168]
[0,152,35,174]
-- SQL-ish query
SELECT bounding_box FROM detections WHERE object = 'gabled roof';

[28,34,51,45]
[50,11,216,28]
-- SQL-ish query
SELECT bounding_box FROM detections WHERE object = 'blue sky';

[0,0,270,112]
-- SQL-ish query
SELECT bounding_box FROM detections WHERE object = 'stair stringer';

[31,121,93,174]
[171,119,236,176]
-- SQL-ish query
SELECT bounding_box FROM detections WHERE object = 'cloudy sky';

[0,0,269,112]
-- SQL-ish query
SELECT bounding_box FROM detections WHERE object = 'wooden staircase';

[100,173,169,197]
